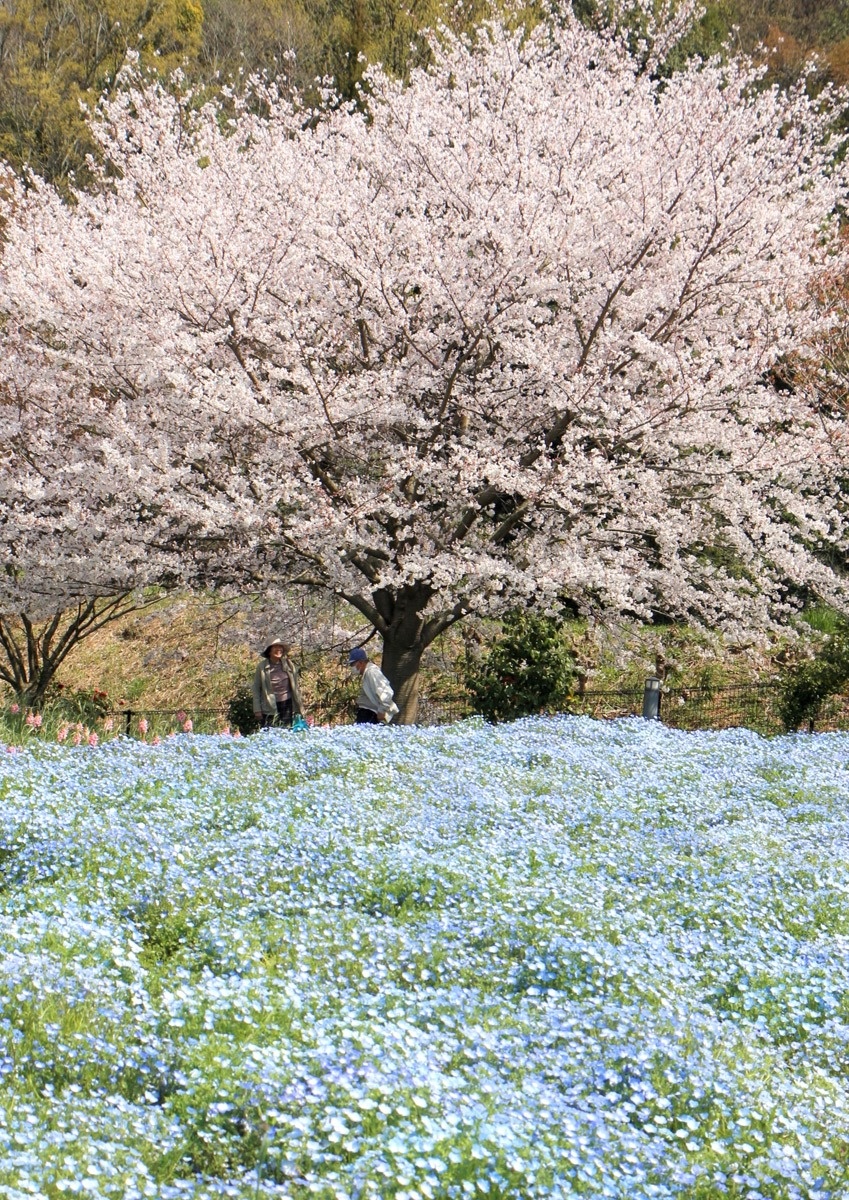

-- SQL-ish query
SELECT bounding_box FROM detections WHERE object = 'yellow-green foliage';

[0,0,202,187]
[200,0,519,100]
[4,0,849,190]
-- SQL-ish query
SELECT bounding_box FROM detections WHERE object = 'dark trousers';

[261,699,293,728]
[355,708,381,725]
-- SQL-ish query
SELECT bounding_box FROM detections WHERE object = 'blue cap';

[348,647,368,664]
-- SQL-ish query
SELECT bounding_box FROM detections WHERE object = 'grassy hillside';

[47,594,258,712]
[23,591,787,742]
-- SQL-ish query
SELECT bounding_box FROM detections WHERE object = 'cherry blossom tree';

[0,338,151,700]
[0,271,260,702]
[2,4,849,721]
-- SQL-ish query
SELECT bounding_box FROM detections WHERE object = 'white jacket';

[357,663,400,720]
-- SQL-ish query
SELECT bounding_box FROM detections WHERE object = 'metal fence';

[575,680,849,735]
[657,683,785,735]
[420,679,849,735]
[419,681,791,733]
[109,707,228,738]
[568,688,644,722]
[106,680,849,737]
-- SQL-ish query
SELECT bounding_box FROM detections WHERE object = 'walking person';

[348,647,399,724]
[253,637,304,728]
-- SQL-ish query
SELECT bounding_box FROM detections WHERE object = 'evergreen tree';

[465,613,576,723]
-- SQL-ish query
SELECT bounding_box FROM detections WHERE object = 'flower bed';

[1,717,848,1197]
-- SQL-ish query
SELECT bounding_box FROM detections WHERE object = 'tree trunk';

[377,585,432,725]
[380,634,425,725]
[341,583,467,725]
[0,612,64,705]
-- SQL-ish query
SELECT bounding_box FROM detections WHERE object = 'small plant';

[778,616,849,731]
[33,683,111,726]
[226,681,260,736]
[463,609,576,722]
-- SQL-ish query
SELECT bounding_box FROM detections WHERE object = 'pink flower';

[175,710,187,724]
[25,712,42,729]
[219,725,231,737]
[72,732,82,746]
[87,732,98,747]
[233,730,241,739]
[151,735,162,746]
[102,717,114,732]
[56,726,69,743]
[5,745,17,754]
[182,718,193,733]
[9,703,19,715]
[138,718,148,735]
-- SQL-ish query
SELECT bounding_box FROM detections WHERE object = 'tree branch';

[337,589,387,634]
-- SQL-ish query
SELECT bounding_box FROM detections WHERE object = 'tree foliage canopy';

[0,0,202,187]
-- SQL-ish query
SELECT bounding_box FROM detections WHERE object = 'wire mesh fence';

[415,695,474,726]
[104,681,849,737]
[569,688,644,722]
[415,684,784,732]
[576,682,849,734]
[419,681,849,734]
[658,683,785,735]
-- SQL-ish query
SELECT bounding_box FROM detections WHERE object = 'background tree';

[4,0,849,190]
[2,5,849,722]
[0,0,202,188]
[778,612,849,732]
[198,0,317,89]
[1,0,840,166]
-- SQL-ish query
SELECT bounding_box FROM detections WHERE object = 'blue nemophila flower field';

[2,716,849,1199]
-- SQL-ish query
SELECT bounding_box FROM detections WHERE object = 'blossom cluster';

[56,722,99,746]
[1,716,849,1197]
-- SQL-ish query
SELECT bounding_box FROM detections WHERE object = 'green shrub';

[778,619,849,731]
[227,681,260,736]
[463,610,575,723]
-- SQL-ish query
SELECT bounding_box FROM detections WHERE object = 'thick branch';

[337,589,387,634]
[0,618,27,689]
[448,484,501,546]
[491,498,532,545]
[421,599,470,647]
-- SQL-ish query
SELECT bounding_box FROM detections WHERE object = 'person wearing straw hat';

[252,636,304,728]
[348,647,399,724]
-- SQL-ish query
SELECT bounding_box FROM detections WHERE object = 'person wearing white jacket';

[348,647,400,724]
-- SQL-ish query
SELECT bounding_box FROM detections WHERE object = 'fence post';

[125,709,133,736]
[642,677,662,721]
